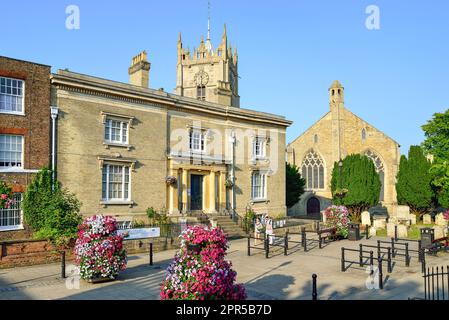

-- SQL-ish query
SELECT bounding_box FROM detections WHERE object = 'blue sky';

[1,0,448,154]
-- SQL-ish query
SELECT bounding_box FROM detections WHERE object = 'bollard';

[149,243,153,266]
[366,224,369,240]
[405,243,410,267]
[387,248,392,273]
[369,251,374,275]
[341,248,345,272]
[394,225,398,242]
[61,251,66,279]
[359,244,363,267]
[247,235,251,256]
[319,233,322,249]
[312,274,318,300]
[391,238,396,258]
[378,257,384,290]
[284,234,288,256]
[265,238,269,259]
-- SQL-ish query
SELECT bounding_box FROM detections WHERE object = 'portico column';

[209,171,217,213]
[219,171,227,212]
[182,169,189,213]
[169,169,179,215]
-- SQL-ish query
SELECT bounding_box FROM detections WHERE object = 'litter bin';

[348,223,360,241]
[420,228,434,249]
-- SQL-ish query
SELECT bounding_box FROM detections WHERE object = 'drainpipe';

[229,131,236,219]
[50,106,59,190]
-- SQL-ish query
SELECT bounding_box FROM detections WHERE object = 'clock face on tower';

[194,70,209,86]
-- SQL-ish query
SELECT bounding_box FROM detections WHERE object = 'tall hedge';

[396,146,434,219]
[331,154,381,222]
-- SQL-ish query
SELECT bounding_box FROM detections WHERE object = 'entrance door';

[190,175,203,211]
[306,197,320,216]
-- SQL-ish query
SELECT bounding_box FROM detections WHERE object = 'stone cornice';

[51,71,292,128]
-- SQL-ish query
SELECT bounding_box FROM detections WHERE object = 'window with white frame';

[253,137,265,159]
[251,171,266,200]
[104,118,128,144]
[0,134,23,168]
[0,77,24,114]
[189,130,205,152]
[0,193,23,230]
[102,164,131,201]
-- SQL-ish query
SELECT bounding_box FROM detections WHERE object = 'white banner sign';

[118,227,161,239]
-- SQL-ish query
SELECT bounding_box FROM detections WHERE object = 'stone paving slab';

[0,236,446,300]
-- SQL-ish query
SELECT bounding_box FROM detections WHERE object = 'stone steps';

[208,215,248,239]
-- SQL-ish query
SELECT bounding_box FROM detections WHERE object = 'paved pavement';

[0,235,446,300]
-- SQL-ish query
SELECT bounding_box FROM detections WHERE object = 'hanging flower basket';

[225,178,234,188]
[165,175,178,186]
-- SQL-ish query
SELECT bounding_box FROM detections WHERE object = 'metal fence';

[423,266,449,300]
[0,193,22,228]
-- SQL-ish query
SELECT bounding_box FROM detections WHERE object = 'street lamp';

[338,160,343,189]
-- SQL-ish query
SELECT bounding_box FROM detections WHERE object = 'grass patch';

[376,223,435,240]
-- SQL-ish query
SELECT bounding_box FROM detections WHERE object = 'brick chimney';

[128,51,151,88]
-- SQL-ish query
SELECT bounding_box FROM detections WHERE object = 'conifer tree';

[396,146,433,220]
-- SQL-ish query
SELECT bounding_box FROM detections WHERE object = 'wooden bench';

[317,227,337,248]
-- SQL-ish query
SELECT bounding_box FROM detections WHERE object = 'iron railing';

[423,266,449,300]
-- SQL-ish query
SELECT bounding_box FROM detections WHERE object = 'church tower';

[329,80,345,161]
[175,23,240,108]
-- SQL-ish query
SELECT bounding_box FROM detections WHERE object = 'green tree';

[23,168,82,246]
[286,163,306,208]
[429,161,449,208]
[422,109,449,161]
[396,146,434,220]
[331,154,381,222]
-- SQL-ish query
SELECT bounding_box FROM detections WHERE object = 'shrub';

[23,168,82,246]
[74,215,127,280]
[286,163,306,208]
[160,225,246,300]
[323,205,349,238]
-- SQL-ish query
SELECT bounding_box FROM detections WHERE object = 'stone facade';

[287,81,401,217]
[0,56,51,240]
[51,31,291,223]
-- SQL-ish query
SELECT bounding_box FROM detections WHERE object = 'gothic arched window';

[301,150,325,190]
[364,150,385,201]
[362,128,367,141]
[314,134,318,144]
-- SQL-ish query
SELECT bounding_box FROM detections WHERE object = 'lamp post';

[338,160,343,189]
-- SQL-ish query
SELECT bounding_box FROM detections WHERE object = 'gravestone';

[373,218,386,230]
[370,227,377,237]
[409,214,416,225]
[434,226,445,239]
[397,224,408,238]
[423,214,432,225]
[435,213,448,227]
[396,206,410,220]
[321,211,327,224]
[387,222,396,238]
[361,211,371,227]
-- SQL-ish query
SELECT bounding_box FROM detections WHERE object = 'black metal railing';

[423,266,449,300]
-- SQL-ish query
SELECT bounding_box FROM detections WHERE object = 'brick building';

[0,56,51,240]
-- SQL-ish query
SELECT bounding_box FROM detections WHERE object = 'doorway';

[306,197,321,217]
[190,175,203,211]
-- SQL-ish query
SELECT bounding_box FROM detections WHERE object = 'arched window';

[364,150,385,201]
[301,150,325,190]
[362,128,366,141]
[314,134,318,144]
